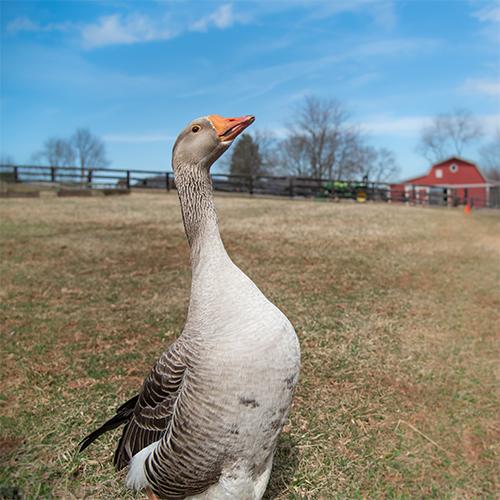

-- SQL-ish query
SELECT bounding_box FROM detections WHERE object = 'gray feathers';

[81,116,300,500]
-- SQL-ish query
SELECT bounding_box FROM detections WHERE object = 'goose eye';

[191,125,201,133]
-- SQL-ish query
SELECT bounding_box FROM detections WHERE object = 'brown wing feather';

[114,340,188,470]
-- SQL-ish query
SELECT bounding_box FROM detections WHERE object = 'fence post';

[249,175,254,195]
[126,170,131,189]
[166,172,170,191]
[289,177,294,198]
[87,169,93,187]
[51,167,56,183]
[13,166,19,183]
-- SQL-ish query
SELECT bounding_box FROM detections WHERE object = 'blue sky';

[1,0,499,178]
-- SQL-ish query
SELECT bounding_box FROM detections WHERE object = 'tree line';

[227,96,400,183]
[2,96,498,183]
[227,96,500,182]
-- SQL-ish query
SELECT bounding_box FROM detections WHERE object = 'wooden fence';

[1,164,498,208]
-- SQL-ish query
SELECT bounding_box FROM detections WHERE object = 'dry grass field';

[1,192,499,499]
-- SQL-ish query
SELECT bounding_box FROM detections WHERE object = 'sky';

[1,0,499,179]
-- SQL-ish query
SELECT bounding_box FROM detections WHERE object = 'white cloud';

[304,0,396,28]
[190,4,247,32]
[7,1,394,51]
[473,3,500,23]
[7,16,73,34]
[463,78,500,96]
[80,4,247,48]
[472,0,500,42]
[7,17,40,33]
[371,1,397,30]
[81,13,175,49]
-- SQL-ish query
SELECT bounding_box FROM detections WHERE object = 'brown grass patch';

[1,193,499,498]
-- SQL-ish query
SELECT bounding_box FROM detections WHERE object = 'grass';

[1,192,499,499]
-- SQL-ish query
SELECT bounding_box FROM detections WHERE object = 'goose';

[79,114,301,499]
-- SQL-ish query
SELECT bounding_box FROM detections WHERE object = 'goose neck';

[174,165,226,262]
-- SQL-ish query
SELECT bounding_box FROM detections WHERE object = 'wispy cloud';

[472,0,500,42]
[7,17,39,33]
[360,115,430,136]
[482,113,500,133]
[7,16,73,34]
[80,4,248,48]
[361,113,500,136]
[7,1,393,50]
[181,34,436,104]
[371,1,397,30]
[7,5,249,49]
[463,78,500,96]
[190,4,248,32]
[473,2,500,22]
[81,13,176,49]
[319,0,396,29]
[348,72,382,88]
[352,37,439,58]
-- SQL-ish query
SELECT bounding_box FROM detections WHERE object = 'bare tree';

[283,96,349,179]
[279,134,310,176]
[251,130,279,174]
[34,138,75,167]
[72,128,109,178]
[280,96,391,180]
[333,128,366,180]
[357,147,400,182]
[417,109,483,163]
[480,129,500,181]
[417,124,448,163]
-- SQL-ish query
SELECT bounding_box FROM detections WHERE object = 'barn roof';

[431,156,477,168]
[400,156,489,185]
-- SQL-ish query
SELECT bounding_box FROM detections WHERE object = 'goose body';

[80,114,300,499]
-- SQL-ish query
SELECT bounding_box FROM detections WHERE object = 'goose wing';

[114,339,188,470]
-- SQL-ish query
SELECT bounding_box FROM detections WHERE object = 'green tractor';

[322,176,369,202]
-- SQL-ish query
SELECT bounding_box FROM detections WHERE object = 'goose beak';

[208,114,255,142]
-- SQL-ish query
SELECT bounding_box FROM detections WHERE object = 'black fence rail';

[1,164,498,208]
[0,164,172,191]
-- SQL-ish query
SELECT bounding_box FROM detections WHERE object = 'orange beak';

[208,114,255,141]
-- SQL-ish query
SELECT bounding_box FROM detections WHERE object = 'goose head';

[172,114,255,171]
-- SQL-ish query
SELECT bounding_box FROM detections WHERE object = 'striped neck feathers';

[174,165,224,260]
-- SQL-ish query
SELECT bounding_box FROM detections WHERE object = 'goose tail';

[79,394,139,452]
[125,440,160,491]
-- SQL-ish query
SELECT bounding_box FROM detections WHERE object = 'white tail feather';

[125,440,160,491]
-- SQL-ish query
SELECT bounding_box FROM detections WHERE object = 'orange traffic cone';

[464,202,471,215]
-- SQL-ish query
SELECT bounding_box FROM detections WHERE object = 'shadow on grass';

[263,433,300,499]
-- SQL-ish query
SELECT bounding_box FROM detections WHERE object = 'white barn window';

[435,168,443,179]
[450,163,458,173]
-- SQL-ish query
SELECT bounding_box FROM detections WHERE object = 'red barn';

[391,157,494,207]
